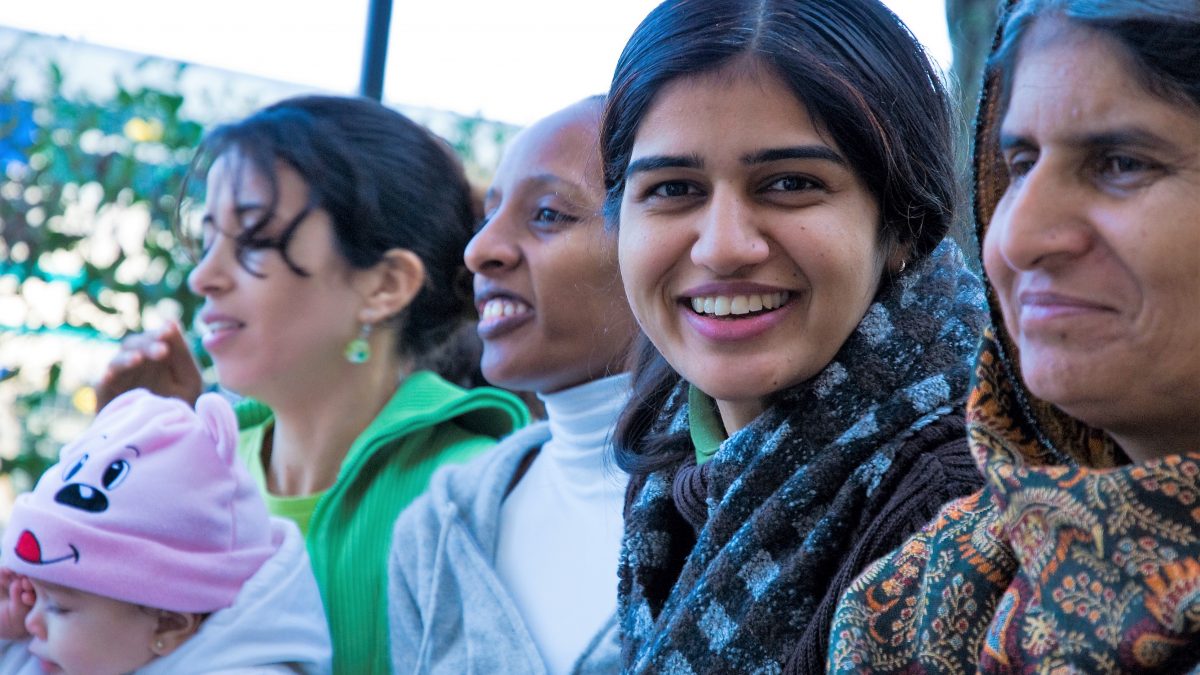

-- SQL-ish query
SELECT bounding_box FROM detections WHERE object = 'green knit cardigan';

[236,371,529,673]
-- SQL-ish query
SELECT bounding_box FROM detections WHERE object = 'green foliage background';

[0,48,515,491]
[0,57,206,486]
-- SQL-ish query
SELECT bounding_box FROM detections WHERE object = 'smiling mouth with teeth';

[480,297,532,320]
[202,320,240,336]
[688,291,791,317]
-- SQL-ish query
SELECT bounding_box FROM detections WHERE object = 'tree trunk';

[944,0,1002,269]
[947,0,1002,124]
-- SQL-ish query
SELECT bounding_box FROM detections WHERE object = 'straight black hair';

[602,0,959,474]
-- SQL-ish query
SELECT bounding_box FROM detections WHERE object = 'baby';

[0,389,331,674]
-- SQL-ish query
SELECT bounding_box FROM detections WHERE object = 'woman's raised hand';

[96,321,203,410]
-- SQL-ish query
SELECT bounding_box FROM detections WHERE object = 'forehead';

[205,150,271,196]
[494,107,602,189]
[1003,21,1186,135]
[630,66,823,155]
[29,578,80,599]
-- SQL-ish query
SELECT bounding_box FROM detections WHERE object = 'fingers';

[5,579,20,606]
[0,573,33,640]
[96,321,204,409]
[159,322,203,384]
[16,577,33,608]
[126,329,171,362]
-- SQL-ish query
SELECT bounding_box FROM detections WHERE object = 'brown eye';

[1005,151,1037,180]
[651,182,693,198]
[765,175,822,192]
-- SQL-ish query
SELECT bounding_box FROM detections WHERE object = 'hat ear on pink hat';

[196,390,239,467]
[1,389,277,613]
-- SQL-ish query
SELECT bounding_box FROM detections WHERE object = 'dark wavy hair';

[182,95,478,382]
[601,0,960,474]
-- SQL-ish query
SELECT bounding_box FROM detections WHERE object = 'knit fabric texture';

[784,407,982,674]
[2,390,274,613]
[618,239,987,673]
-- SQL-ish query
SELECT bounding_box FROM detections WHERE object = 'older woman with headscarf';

[828,1,1200,672]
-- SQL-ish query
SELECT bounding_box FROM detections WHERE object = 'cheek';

[617,216,679,307]
[617,225,652,305]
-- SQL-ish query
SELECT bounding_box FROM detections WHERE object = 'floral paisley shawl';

[826,5,1200,670]
[828,329,1200,674]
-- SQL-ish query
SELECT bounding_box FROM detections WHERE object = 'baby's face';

[24,579,159,675]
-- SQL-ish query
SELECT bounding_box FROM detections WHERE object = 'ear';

[194,393,239,466]
[884,239,912,276]
[150,610,204,656]
[355,248,426,324]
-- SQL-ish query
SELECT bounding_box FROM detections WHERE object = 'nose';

[985,161,1093,273]
[25,598,45,640]
[690,188,769,276]
[187,235,235,297]
[464,206,522,275]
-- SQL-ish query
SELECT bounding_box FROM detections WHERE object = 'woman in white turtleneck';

[388,97,638,675]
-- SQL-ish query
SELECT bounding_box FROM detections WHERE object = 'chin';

[687,362,807,404]
[1023,364,1120,421]
[480,364,540,394]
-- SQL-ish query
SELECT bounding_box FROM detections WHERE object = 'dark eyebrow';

[1073,129,1176,153]
[1000,128,1176,153]
[998,133,1031,152]
[523,173,580,193]
[484,174,587,210]
[743,145,846,166]
[124,444,140,457]
[201,202,267,225]
[624,154,703,179]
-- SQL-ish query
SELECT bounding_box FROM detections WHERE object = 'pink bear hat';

[1,389,275,613]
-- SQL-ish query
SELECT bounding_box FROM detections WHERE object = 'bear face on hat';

[1,389,276,613]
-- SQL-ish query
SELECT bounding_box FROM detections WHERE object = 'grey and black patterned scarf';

[618,240,988,673]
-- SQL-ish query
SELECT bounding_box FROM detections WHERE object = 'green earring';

[345,323,372,364]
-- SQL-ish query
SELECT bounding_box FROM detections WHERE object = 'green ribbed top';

[236,371,529,674]
[689,385,727,466]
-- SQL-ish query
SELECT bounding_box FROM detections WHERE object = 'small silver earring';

[898,259,908,273]
[154,639,165,652]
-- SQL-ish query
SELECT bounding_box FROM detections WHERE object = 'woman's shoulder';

[826,490,1003,674]
[389,422,552,579]
[876,406,980,506]
[849,406,983,564]
[374,371,530,440]
[415,421,553,513]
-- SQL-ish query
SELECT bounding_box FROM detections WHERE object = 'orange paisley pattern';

[828,331,1200,673]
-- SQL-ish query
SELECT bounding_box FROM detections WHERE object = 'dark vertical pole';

[358,0,394,101]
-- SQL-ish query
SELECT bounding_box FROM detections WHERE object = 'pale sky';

[0,1,952,126]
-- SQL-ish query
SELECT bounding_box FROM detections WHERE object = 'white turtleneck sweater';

[494,373,632,675]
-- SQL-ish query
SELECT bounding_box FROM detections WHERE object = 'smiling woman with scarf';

[601,0,989,672]
[828,1,1200,672]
